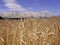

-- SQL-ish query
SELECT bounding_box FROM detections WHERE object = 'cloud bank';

[3,0,26,11]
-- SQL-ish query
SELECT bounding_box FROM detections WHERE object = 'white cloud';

[29,8,33,9]
[3,0,26,11]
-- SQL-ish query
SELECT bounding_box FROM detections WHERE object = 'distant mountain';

[0,16,4,19]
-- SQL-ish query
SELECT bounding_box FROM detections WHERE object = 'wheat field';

[0,17,60,45]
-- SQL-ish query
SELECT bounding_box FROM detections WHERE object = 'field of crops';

[0,17,60,45]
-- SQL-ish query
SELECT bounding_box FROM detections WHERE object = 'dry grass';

[0,17,60,45]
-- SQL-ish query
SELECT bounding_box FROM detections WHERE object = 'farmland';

[0,16,60,45]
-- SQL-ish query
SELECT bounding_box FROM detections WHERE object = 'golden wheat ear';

[0,17,60,45]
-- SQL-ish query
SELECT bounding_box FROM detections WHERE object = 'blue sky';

[0,0,60,15]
